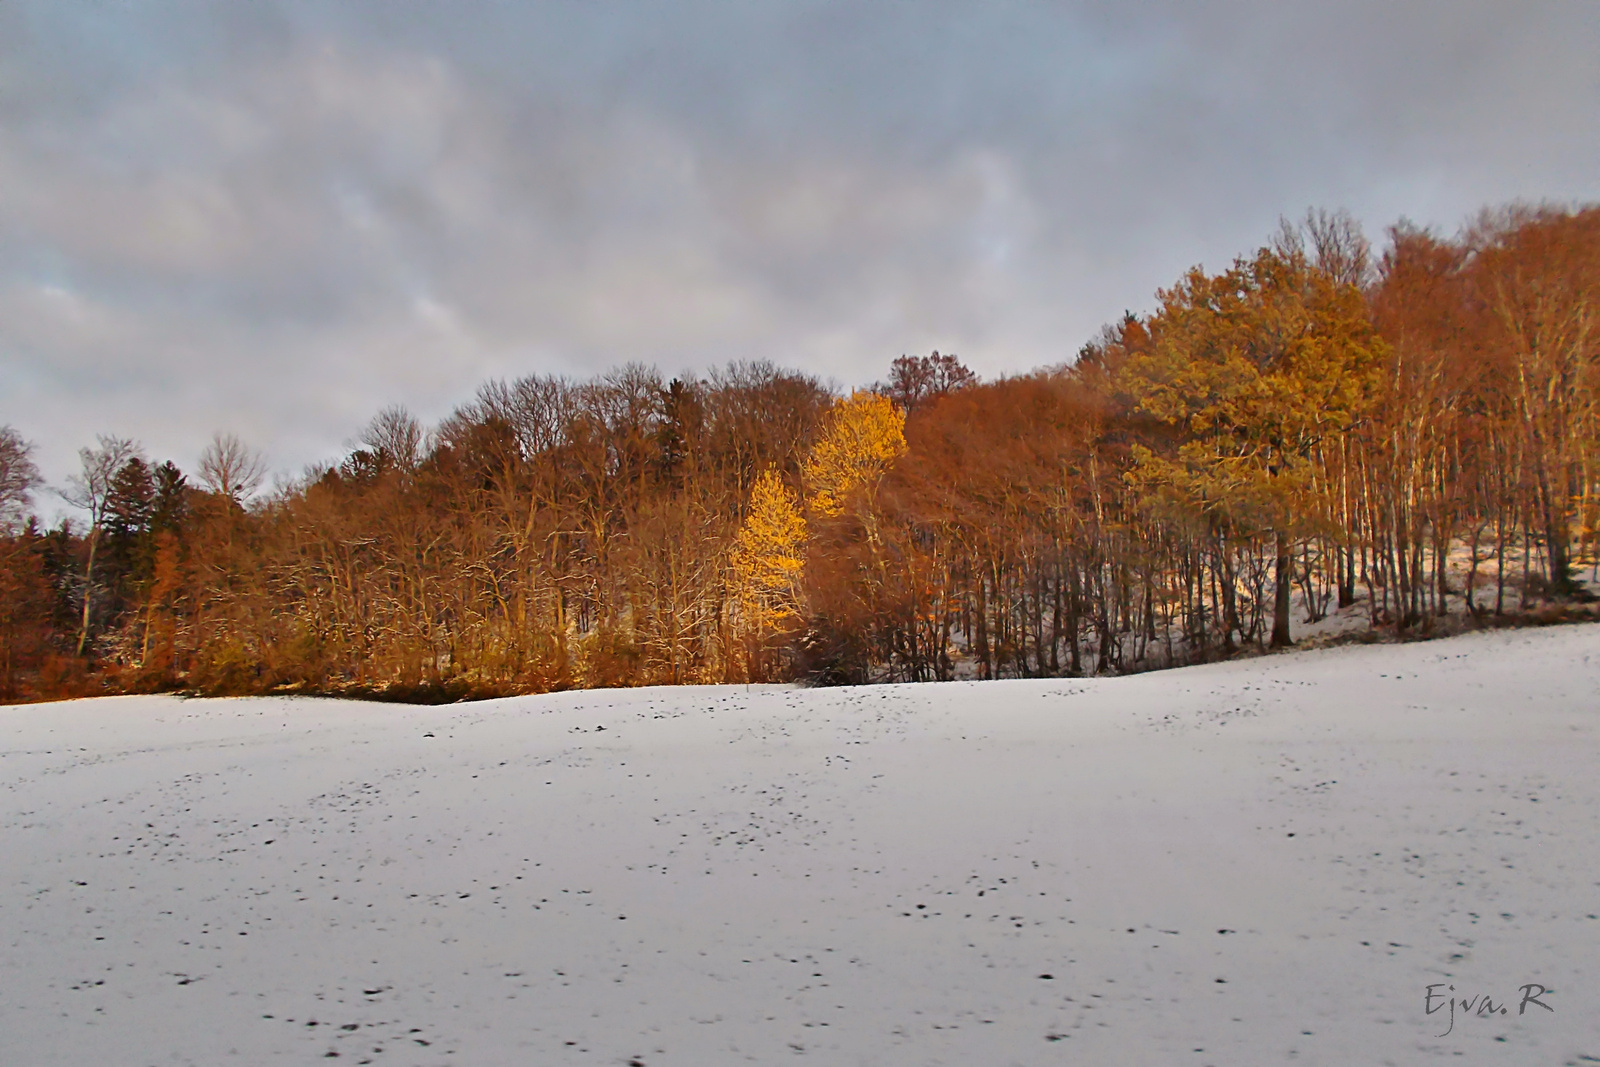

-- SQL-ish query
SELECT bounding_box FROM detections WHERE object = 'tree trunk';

[1538,459,1572,595]
[1271,529,1294,648]
[76,527,99,657]
[1337,443,1356,607]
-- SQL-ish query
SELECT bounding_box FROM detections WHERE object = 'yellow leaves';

[728,390,908,638]
[730,468,807,630]
[1123,248,1382,456]
[802,392,908,517]
[1127,442,1306,535]
[1117,248,1383,537]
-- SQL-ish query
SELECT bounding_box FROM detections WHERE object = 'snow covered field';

[4,626,1599,1066]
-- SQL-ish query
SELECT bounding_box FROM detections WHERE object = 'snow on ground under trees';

[3,624,1599,1066]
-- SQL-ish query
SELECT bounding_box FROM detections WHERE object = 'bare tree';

[881,352,978,414]
[1306,208,1373,289]
[0,425,41,533]
[198,432,267,502]
[1273,207,1372,288]
[358,406,425,472]
[61,435,139,654]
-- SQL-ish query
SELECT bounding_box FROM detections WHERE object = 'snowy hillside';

[3,625,1599,1066]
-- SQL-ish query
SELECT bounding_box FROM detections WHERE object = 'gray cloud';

[2,0,1597,503]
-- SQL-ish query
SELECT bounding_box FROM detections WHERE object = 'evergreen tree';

[103,456,158,618]
[152,461,189,535]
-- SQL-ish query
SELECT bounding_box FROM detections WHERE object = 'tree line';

[1,202,1596,702]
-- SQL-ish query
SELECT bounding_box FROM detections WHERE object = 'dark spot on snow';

[1039,973,1054,980]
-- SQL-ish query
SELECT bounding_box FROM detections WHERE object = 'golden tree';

[1118,247,1384,647]
[730,468,807,634]
[803,391,908,518]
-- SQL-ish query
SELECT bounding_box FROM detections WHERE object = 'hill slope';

[3,625,1598,1065]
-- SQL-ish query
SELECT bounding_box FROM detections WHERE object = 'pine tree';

[103,457,158,621]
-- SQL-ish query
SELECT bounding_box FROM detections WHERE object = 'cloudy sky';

[3,1,1597,500]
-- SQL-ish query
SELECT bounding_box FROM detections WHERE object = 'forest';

[1,203,1597,703]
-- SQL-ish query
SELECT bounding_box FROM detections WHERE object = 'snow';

[3,625,1599,1066]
